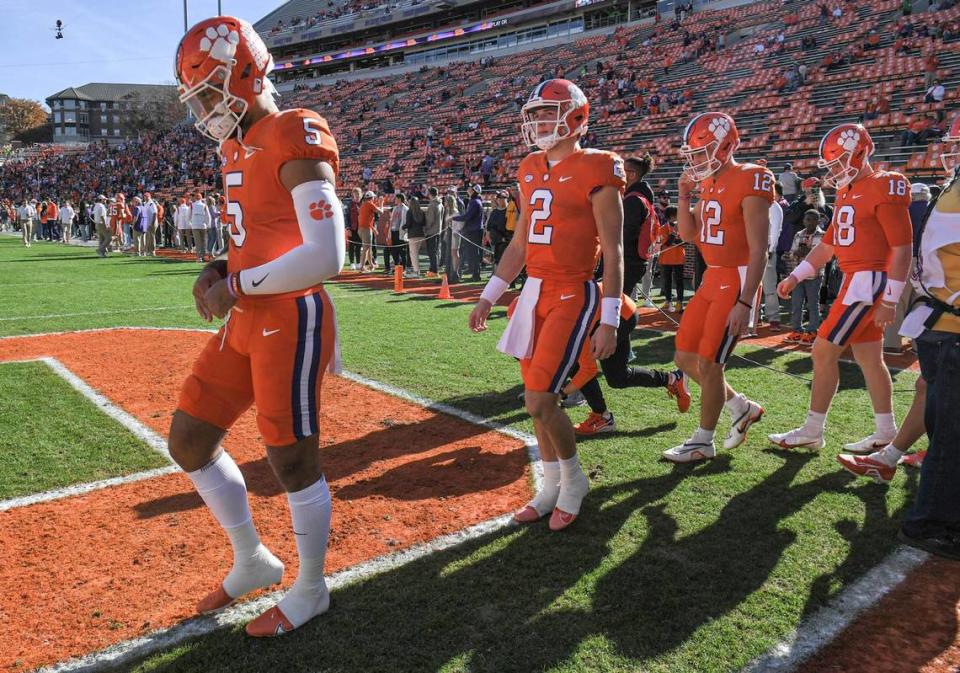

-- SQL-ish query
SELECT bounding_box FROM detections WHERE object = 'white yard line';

[0,356,174,512]
[0,305,193,322]
[741,546,928,672]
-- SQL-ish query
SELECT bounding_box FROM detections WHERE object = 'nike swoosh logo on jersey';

[559,176,573,183]
[560,294,576,300]
[719,284,731,290]
[852,194,863,199]
[251,273,269,287]
[717,187,726,193]
[262,328,281,337]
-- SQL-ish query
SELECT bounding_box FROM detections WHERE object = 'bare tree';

[120,88,184,137]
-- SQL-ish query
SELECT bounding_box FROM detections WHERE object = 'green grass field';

[0,359,169,499]
[0,237,921,673]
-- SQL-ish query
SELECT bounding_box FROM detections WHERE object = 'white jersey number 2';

[527,188,554,245]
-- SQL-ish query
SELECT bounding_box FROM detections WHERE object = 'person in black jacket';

[622,154,657,301]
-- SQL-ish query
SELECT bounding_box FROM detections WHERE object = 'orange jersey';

[823,170,912,273]
[695,162,775,267]
[108,202,131,228]
[358,201,377,230]
[518,148,626,283]
[219,108,339,296]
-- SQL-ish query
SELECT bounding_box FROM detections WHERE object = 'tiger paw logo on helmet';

[309,200,334,220]
[837,129,861,153]
[708,117,730,141]
[199,25,241,64]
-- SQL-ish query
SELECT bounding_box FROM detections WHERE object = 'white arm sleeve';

[238,180,345,296]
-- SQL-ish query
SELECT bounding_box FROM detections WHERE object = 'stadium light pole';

[183,0,188,31]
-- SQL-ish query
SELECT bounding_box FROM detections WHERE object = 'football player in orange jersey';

[771,123,912,455]
[663,112,774,463]
[169,16,344,637]
[469,79,625,530]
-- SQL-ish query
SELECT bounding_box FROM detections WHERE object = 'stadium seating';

[2,0,957,205]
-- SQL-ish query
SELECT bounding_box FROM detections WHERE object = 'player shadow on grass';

[133,412,529,519]
[124,457,735,673]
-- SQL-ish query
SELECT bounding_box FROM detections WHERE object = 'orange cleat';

[666,370,691,413]
[246,606,296,638]
[574,411,616,435]
[197,585,234,614]
[836,453,896,484]
[513,505,544,523]
[548,507,577,531]
[899,450,927,468]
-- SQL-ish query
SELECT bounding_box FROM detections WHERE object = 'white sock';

[872,443,904,467]
[188,452,283,599]
[528,460,561,515]
[875,412,897,437]
[556,454,589,515]
[803,410,827,435]
[692,427,715,444]
[276,477,332,628]
[725,393,748,417]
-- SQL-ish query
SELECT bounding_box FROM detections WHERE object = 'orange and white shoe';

[836,453,896,483]
[843,431,896,455]
[513,505,546,523]
[549,507,578,531]
[768,427,826,451]
[574,411,616,435]
[724,400,764,449]
[197,586,236,614]
[666,370,691,413]
[246,606,297,637]
[899,450,927,468]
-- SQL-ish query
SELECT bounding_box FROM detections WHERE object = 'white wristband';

[480,275,509,305]
[790,260,817,282]
[600,297,621,327]
[883,279,905,304]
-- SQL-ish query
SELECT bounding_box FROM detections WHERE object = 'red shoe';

[836,453,896,484]
[666,371,691,413]
[784,331,803,343]
[246,606,296,638]
[549,507,577,531]
[799,332,816,345]
[574,411,616,435]
[899,450,927,468]
[513,505,544,523]
[197,585,234,614]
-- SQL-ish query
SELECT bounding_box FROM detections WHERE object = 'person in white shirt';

[18,200,37,248]
[59,201,76,244]
[190,193,211,262]
[924,81,945,104]
[142,193,159,257]
[175,197,192,251]
[388,192,409,271]
[92,194,110,257]
[749,199,784,335]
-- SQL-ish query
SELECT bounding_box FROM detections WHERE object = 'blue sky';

[0,0,285,108]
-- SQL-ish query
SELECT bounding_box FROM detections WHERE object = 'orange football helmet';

[680,112,740,182]
[520,79,589,151]
[940,115,960,174]
[818,123,874,189]
[175,16,274,142]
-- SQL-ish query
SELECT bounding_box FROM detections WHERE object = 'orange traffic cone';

[394,265,404,293]
[437,274,452,300]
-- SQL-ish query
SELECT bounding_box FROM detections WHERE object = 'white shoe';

[560,390,587,408]
[768,427,826,450]
[643,299,655,308]
[663,438,716,463]
[844,432,896,455]
[403,271,419,279]
[723,400,764,449]
[350,263,358,270]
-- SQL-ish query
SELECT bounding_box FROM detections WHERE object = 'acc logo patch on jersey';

[524,174,533,183]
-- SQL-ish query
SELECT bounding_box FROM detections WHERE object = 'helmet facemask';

[521,101,582,151]
[679,141,722,182]
[818,151,860,190]
[941,140,960,175]
[179,65,248,143]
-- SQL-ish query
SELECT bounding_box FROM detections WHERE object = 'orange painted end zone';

[0,330,530,671]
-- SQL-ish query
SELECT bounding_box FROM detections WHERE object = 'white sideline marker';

[0,356,175,512]
[6,328,541,673]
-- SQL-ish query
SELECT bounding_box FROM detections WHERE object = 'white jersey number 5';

[224,171,245,248]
